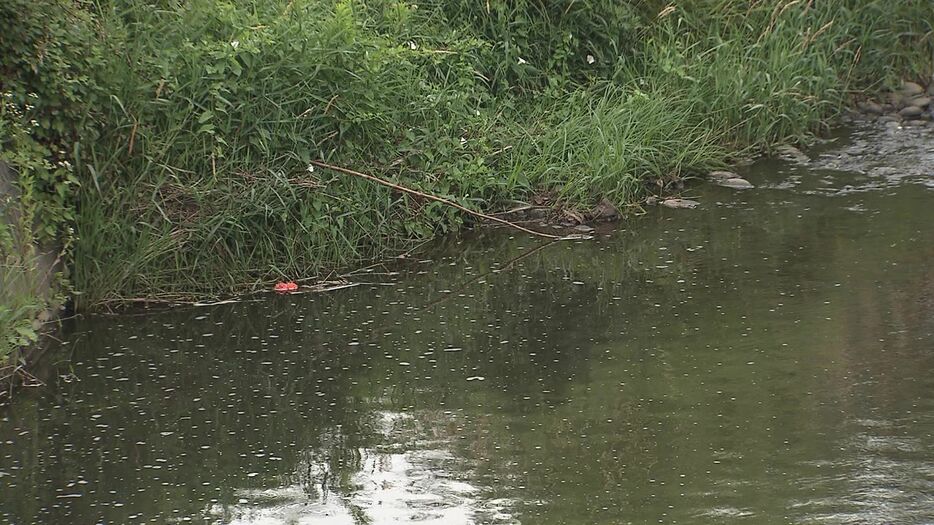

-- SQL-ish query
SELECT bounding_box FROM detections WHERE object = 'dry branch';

[310,160,568,240]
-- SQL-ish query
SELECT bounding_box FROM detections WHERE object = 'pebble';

[901,81,925,97]
[908,96,931,108]
[707,170,739,181]
[590,198,620,221]
[889,92,906,108]
[858,100,883,114]
[898,106,924,118]
[661,198,700,209]
[717,178,754,189]
[776,145,809,163]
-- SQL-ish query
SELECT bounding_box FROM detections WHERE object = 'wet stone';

[908,96,931,108]
[898,106,924,118]
[858,101,883,114]
[776,145,809,163]
[901,81,925,97]
[889,92,907,108]
[661,198,700,209]
[716,178,754,190]
[708,170,740,181]
[590,198,620,222]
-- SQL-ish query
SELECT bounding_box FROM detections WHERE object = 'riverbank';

[3,115,933,523]
[1,1,933,365]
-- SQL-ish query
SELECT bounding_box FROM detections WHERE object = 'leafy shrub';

[1,0,931,308]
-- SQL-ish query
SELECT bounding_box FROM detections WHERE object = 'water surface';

[1,122,933,524]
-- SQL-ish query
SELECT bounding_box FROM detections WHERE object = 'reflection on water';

[1,121,933,524]
[213,412,515,525]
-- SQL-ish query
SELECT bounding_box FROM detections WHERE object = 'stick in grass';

[310,160,569,240]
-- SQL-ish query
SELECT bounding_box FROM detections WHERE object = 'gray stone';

[908,96,931,108]
[879,115,900,123]
[708,170,739,181]
[901,81,925,97]
[858,100,883,114]
[717,177,754,189]
[590,198,620,221]
[884,120,901,129]
[889,92,906,109]
[661,198,700,209]
[906,119,928,127]
[898,106,924,118]
[573,224,595,233]
[776,145,809,163]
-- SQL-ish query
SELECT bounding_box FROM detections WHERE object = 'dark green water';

[2,123,933,524]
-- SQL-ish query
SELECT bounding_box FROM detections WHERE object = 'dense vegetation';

[1,0,932,358]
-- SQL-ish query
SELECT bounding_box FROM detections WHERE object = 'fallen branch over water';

[310,160,571,240]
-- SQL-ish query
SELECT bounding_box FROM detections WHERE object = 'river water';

[1,121,933,524]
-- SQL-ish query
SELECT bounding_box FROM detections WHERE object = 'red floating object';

[274,281,299,292]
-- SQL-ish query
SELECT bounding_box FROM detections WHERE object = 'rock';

[908,96,931,108]
[906,119,928,127]
[573,224,595,233]
[889,92,906,109]
[858,100,884,114]
[661,198,699,209]
[707,170,739,181]
[561,208,585,225]
[497,205,550,222]
[898,105,924,118]
[645,196,659,206]
[590,198,620,221]
[884,120,901,129]
[717,177,754,189]
[879,114,900,123]
[901,81,925,97]
[776,145,809,163]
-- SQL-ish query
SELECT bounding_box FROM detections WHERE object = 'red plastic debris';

[274,281,299,292]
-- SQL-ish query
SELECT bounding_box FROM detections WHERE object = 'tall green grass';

[27,0,934,305]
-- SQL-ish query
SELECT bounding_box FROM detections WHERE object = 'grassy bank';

[1,1,932,325]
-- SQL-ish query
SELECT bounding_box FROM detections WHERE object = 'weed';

[2,0,933,312]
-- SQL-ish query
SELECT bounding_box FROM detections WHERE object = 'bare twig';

[310,160,566,240]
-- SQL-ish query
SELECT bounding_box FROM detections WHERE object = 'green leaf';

[15,325,38,342]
